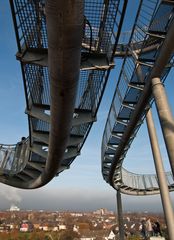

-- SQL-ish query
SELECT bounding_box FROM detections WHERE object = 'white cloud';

[0,184,22,206]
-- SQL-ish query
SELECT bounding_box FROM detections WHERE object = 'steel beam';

[146,109,174,239]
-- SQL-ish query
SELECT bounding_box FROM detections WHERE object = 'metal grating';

[13,0,47,49]
[24,64,50,106]
[75,70,105,111]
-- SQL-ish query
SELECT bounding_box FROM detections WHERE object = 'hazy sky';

[0,1,173,213]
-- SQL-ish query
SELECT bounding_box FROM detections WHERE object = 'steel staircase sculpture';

[0,0,173,196]
[101,0,174,195]
[0,0,127,188]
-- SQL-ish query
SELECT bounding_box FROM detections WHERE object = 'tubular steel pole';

[152,77,174,177]
[29,0,83,188]
[146,109,174,239]
[117,190,124,240]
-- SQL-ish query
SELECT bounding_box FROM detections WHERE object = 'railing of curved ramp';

[119,168,174,195]
[0,144,16,172]
[101,0,174,194]
[0,0,127,188]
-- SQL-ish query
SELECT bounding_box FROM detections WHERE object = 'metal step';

[31,144,79,165]
[17,47,115,70]
[63,147,79,160]
[22,169,40,179]
[27,106,96,126]
[32,131,84,147]
[103,156,113,163]
[27,162,43,172]
[16,173,31,182]
[30,145,47,159]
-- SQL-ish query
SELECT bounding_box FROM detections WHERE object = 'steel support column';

[152,77,174,177]
[28,0,83,188]
[116,190,124,240]
[146,109,174,239]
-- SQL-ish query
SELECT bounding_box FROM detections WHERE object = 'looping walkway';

[0,0,173,194]
[101,0,174,195]
[0,0,127,188]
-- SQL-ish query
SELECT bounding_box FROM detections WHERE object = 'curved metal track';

[101,0,174,195]
[0,0,127,188]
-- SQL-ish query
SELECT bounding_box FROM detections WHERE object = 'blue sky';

[0,1,173,213]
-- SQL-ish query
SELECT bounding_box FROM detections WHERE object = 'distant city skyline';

[0,1,173,213]
[0,206,167,239]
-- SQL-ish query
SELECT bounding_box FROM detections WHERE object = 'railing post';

[146,109,174,239]
[152,77,174,177]
[116,189,124,240]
